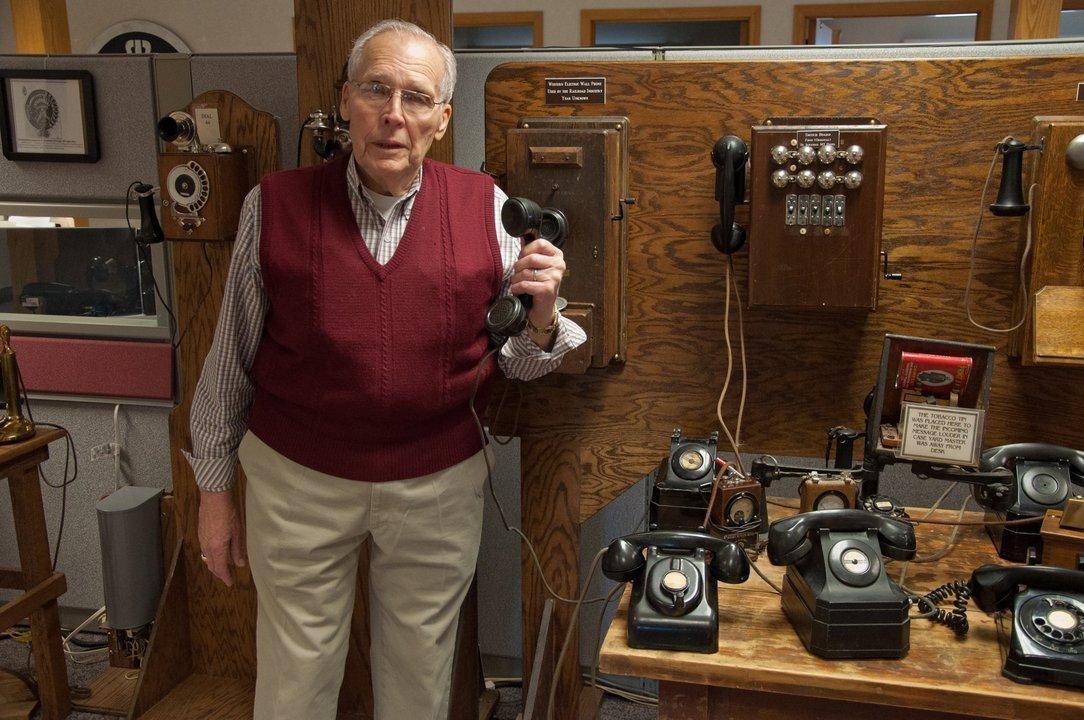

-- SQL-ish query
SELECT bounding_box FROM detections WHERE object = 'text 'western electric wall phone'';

[485,197,568,347]
[768,509,917,658]
[155,109,254,241]
[972,443,1084,564]
[970,564,1084,688]
[602,531,750,653]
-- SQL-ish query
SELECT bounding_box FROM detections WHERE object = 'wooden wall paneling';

[9,0,70,53]
[293,0,453,168]
[1008,0,1064,38]
[485,57,1084,522]
[520,432,582,720]
[160,90,278,707]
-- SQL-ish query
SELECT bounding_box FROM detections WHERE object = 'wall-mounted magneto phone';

[974,443,1084,564]
[602,530,749,653]
[710,135,748,255]
[155,109,254,241]
[485,197,568,347]
[969,564,1084,688]
[768,509,916,658]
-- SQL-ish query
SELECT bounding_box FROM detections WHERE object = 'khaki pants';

[238,431,487,720]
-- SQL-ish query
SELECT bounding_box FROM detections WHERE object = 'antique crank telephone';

[602,530,750,653]
[768,509,917,658]
[155,110,253,241]
[970,564,1084,688]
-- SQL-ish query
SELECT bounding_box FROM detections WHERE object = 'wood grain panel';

[520,433,582,720]
[293,0,453,168]
[601,506,1084,719]
[485,56,1084,525]
[10,0,70,53]
[74,666,138,716]
[164,91,278,684]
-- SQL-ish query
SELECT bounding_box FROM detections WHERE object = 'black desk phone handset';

[602,530,750,653]
[710,136,749,255]
[969,564,1084,688]
[974,443,1084,563]
[768,509,917,658]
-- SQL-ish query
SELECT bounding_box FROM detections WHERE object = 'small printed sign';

[898,404,984,466]
[797,130,839,147]
[545,77,606,105]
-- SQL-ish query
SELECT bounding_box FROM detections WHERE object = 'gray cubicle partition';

[0,54,161,203]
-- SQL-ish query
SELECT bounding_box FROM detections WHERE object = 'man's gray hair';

[346,19,457,103]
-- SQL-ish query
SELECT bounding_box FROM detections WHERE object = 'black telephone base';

[1000,589,1084,689]
[626,548,719,654]
[1003,659,1084,689]
[986,509,1044,563]
[782,572,910,659]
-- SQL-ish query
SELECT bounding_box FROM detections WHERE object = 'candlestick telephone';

[969,564,1084,688]
[768,509,916,658]
[485,197,568,347]
[602,530,749,653]
[974,443,1084,564]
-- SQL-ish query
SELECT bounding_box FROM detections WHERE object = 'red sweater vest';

[247,156,503,481]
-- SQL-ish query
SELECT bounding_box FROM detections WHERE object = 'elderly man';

[185,19,585,720]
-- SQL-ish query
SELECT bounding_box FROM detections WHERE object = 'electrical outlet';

[91,442,119,461]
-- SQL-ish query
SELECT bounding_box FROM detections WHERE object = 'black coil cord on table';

[911,580,972,637]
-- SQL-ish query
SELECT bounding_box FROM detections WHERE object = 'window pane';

[816,15,977,44]
[594,20,743,46]
[1061,9,1084,38]
[454,24,535,49]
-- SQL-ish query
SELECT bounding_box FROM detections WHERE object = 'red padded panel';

[12,335,173,400]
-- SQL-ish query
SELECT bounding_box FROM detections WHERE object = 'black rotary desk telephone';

[768,509,917,658]
[602,531,750,653]
[969,564,1084,689]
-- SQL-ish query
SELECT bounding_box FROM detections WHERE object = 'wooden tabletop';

[598,502,1084,720]
[0,427,65,471]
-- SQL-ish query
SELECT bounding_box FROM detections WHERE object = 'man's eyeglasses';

[347,80,444,116]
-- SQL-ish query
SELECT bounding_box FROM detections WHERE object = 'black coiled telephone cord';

[912,580,971,637]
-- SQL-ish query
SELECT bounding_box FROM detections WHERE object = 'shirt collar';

[347,158,422,211]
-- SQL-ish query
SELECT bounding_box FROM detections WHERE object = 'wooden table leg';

[8,463,70,720]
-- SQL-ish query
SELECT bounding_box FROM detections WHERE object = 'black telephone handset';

[977,443,1084,514]
[767,510,916,658]
[485,197,568,347]
[969,564,1084,688]
[710,135,749,255]
[768,509,917,566]
[602,530,749,653]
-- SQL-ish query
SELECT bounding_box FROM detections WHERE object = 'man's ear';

[338,83,352,122]
[433,102,452,140]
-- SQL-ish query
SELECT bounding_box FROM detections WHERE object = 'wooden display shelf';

[72,666,139,716]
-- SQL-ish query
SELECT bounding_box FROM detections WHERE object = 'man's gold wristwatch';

[527,309,560,335]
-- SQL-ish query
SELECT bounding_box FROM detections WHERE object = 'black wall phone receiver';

[602,530,750,585]
[767,509,917,566]
[710,135,749,255]
[133,183,164,245]
[485,197,568,345]
[970,564,1084,611]
[981,443,1084,483]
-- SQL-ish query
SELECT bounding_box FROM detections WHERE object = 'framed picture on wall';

[0,69,100,162]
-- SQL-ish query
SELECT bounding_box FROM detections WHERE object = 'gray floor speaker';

[96,486,164,629]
